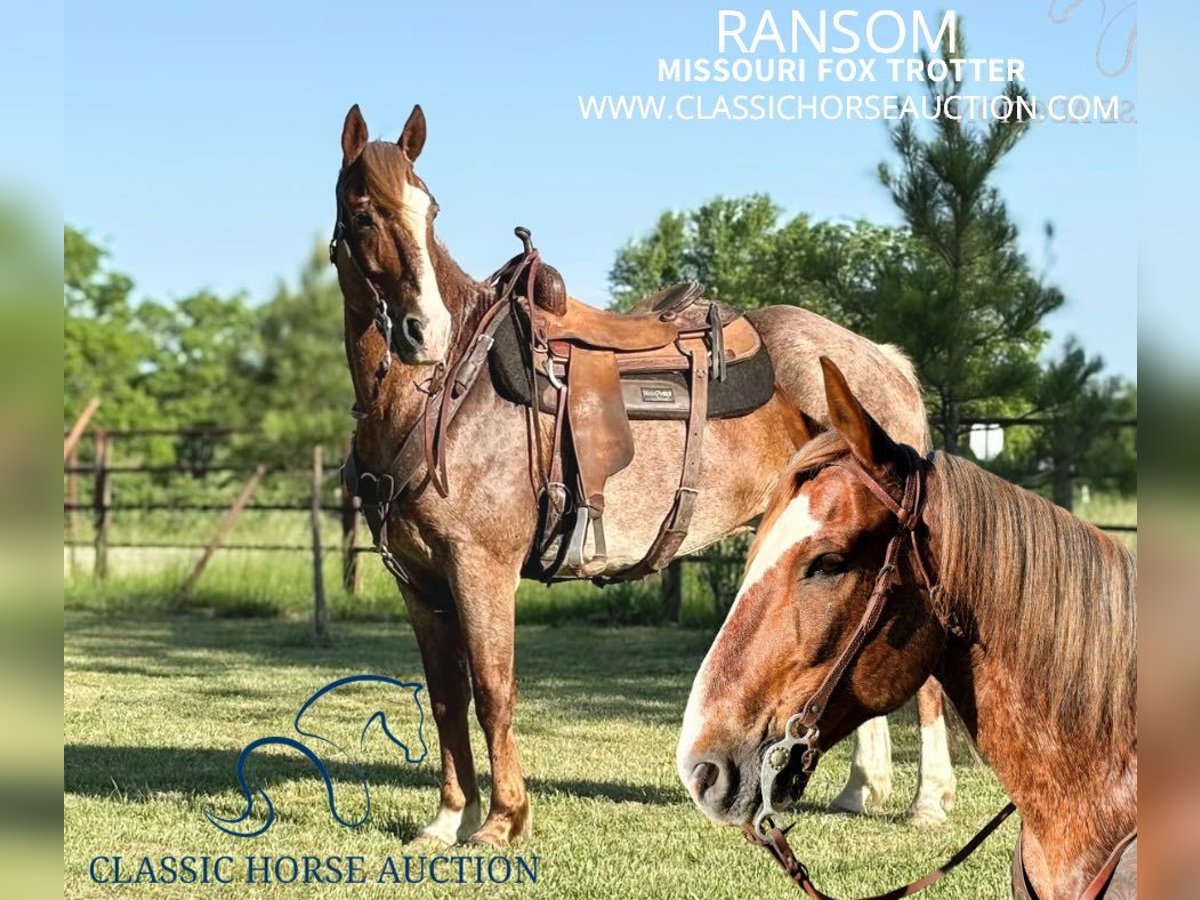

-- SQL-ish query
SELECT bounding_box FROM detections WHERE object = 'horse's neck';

[924,464,1136,841]
[940,611,1136,886]
[343,243,488,470]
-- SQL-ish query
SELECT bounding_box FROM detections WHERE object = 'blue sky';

[65,1,1136,378]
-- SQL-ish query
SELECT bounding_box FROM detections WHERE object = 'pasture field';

[65,612,1018,899]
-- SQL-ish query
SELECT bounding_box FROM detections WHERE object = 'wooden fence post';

[311,445,330,644]
[661,559,683,624]
[173,464,267,609]
[92,430,110,580]
[64,396,101,463]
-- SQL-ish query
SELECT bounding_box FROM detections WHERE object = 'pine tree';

[861,23,1064,452]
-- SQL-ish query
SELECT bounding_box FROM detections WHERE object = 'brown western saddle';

[486,228,772,580]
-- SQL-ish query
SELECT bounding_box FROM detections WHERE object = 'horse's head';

[333,103,452,365]
[677,358,945,827]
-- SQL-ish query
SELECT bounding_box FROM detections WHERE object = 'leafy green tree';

[138,290,262,430]
[254,241,354,461]
[610,196,781,309]
[610,195,904,317]
[64,226,160,430]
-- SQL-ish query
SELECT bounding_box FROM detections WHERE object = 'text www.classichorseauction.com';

[577,8,1135,124]
[85,675,539,887]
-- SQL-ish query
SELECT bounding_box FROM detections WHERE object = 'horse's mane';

[932,452,1136,745]
[780,431,1136,747]
[356,142,491,356]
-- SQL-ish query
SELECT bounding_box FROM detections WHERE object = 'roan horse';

[677,358,1137,898]
[332,103,955,847]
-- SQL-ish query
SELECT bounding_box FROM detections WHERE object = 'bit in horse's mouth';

[755,735,813,810]
[777,750,812,807]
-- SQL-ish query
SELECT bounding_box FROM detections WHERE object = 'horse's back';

[747,304,930,451]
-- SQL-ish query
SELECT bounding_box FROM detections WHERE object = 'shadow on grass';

[64,613,715,729]
[64,744,684,809]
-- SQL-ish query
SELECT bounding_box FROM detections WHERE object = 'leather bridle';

[742,445,1021,899]
[330,207,398,397]
[741,446,1134,899]
[329,173,443,415]
[751,445,942,841]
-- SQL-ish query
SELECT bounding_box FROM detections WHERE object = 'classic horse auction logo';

[205,675,428,838]
[1048,0,1137,77]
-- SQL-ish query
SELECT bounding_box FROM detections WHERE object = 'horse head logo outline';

[205,674,427,838]
[1047,0,1137,77]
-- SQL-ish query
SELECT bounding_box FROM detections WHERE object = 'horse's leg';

[906,677,957,827]
[448,555,529,847]
[827,717,893,814]
[402,586,481,846]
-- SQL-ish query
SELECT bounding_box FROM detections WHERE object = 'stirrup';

[564,506,608,576]
[564,507,591,571]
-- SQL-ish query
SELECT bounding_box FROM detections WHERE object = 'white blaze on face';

[676,493,822,799]
[398,180,452,362]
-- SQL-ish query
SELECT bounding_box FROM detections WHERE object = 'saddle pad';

[488,308,777,420]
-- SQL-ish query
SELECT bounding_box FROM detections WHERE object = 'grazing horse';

[332,103,954,847]
[677,358,1136,898]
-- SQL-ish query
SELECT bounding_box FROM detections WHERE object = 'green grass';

[65,612,1017,899]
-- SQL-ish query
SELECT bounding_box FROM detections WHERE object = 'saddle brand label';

[640,386,676,404]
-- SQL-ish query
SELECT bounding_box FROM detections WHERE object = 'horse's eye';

[353,211,374,229]
[806,553,847,578]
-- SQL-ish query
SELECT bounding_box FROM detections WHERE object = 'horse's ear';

[820,356,898,468]
[398,104,427,161]
[341,104,368,168]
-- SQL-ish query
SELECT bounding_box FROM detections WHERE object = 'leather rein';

[741,448,1133,899]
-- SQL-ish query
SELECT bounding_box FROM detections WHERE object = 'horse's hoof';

[827,780,891,815]
[408,832,454,851]
[827,794,866,815]
[467,806,530,848]
[411,800,480,848]
[466,824,511,848]
[906,801,949,829]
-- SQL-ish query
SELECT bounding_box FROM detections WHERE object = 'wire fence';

[63,421,1137,630]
